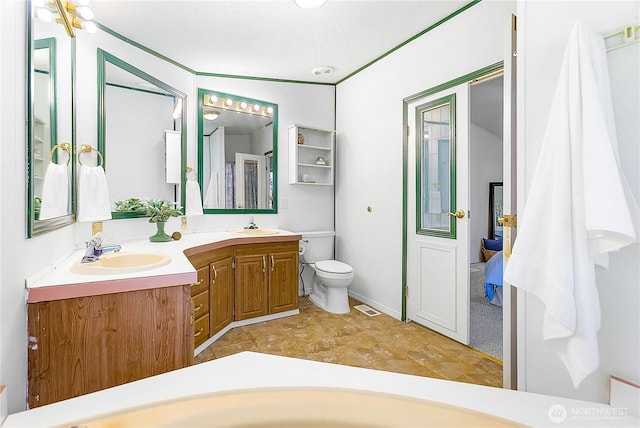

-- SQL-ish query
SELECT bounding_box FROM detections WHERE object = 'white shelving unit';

[33,117,49,197]
[288,124,335,185]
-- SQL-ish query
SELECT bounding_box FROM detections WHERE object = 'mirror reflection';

[97,50,186,218]
[489,182,503,240]
[198,89,277,213]
[28,1,75,237]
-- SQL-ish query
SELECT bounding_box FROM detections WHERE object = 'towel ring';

[186,166,197,181]
[78,144,104,167]
[50,142,71,165]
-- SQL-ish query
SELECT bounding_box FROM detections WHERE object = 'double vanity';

[25,229,301,408]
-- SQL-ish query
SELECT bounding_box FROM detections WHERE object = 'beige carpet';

[470,263,503,360]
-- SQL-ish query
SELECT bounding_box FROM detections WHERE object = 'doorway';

[468,74,504,361]
[402,62,508,378]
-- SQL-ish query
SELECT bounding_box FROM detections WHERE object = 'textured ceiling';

[91,0,473,83]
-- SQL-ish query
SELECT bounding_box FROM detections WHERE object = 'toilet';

[299,231,354,314]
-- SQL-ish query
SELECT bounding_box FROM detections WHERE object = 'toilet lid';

[315,260,353,274]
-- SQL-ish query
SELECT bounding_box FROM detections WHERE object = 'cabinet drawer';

[190,265,209,296]
[193,314,210,348]
[192,290,209,319]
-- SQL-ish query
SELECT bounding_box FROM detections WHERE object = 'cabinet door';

[269,251,299,314]
[235,253,268,320]
[27,285,193,408]
[210,257,234,335]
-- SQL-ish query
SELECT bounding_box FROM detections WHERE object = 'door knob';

[447,209,465,219]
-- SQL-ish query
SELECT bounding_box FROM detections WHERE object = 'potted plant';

[114,198,145,213]
[141,199,182,242]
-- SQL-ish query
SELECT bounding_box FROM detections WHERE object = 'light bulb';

[266,107,274,114]
[83,20,97,33]
[253,104,261,112]
[209,95,218,103]
[225,99,233,107]
[240,101,248,109]
[77,6,94,20]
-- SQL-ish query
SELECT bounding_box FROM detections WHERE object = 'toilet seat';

[315,260,353,274]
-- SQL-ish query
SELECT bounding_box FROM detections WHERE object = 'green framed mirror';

[197,88,278,213]
[97,49,187,219]
[27,0,76,237]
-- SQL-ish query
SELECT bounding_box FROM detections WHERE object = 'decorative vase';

[149,221,172,242]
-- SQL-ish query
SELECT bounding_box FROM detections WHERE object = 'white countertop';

[4,352,637,427]
[26,229,301,303]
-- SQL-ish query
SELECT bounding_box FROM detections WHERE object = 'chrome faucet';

[81,233,121,263]
[245,216,259,229]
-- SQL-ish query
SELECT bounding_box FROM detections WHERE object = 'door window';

[416,94,456,238]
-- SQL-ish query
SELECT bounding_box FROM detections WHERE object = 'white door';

[235,153,265,209]
[406,83,470,345]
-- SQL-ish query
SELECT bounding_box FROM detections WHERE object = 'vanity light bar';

[204,93,273,118]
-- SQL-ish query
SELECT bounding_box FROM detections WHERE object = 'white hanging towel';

[185,179,204,216]
[503,23,639,388]
[203,172,220,209]
[77,164,112,222]
[39,163,69,220]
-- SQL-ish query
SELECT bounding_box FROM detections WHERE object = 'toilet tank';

[299,231,335,263]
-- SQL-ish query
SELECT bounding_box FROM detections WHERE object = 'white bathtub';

[4,352,638,427]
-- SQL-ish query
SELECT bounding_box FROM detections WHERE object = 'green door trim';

[401,61,503,321]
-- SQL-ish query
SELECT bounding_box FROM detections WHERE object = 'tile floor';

[195,297,503,388]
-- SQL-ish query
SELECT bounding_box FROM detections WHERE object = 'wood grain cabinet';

[27,285,194,408]
[234,242,299,321]
[209,255,233,336]
[188,247,234,343]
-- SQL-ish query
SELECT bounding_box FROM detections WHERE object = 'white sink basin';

[230,228,280,236]
[71,252,171,275]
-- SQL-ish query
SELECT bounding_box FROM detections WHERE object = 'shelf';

[297,144,332,151]
[288,124,335,185]
[298,163,331,168]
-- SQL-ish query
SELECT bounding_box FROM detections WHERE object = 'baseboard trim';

[348,290,401,320]
[194,309,300,356]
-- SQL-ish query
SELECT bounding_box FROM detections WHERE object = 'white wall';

[335,0,515,318]
[469,123,502,263]
[518,0,639,404]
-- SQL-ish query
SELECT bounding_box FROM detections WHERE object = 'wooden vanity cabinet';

[27,285,194,408]
[234,242,299,321]
[188,247,234,343]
